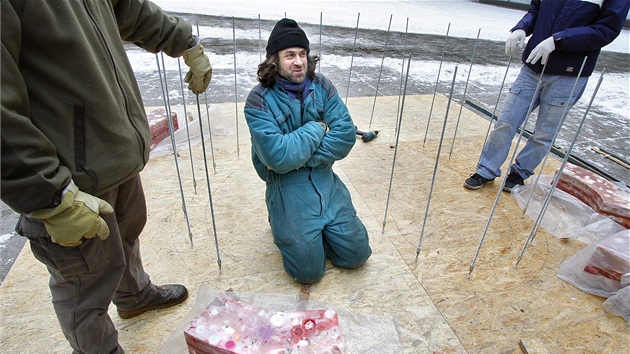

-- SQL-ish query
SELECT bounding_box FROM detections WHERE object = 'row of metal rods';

[468,56,592,277]
[366,22,604,275]
[157,53,222,271]
[515,68,605,268]
[154,15,602,277]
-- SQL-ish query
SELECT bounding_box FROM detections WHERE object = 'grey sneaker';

[464,173,495,190]
[503,170,524,192]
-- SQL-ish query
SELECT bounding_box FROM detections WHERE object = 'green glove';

[30,182,114,247]
[183,37,212,94]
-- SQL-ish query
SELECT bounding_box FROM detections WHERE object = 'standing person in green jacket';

[1,0,212,352]
[244,18,372,284]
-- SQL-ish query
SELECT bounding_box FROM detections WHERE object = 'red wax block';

[184,293,343,354]
[584,231,630,282]
[556,163,630,228]
[146,108,178,150]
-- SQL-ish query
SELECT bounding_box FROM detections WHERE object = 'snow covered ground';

[152,0,629,52]
[142,0,628,181]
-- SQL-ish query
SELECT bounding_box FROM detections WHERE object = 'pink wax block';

[584,231,630,282]
[146,108,178,150]
[556,163,630,228]
[184,293,344,354]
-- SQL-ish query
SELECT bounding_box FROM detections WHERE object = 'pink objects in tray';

[184,293,343,354]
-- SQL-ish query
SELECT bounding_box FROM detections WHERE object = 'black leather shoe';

[117,284,188,319]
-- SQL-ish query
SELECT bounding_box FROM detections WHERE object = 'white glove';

[183,37,212,94]
[505,29,526,57]
[526,36,556,65]
[29,181,114,247]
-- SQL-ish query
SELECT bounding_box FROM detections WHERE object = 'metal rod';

[476,55,514,167]
[177,58,198,194]
[344,12,361,105]
[416,66,458,261]
[422,23,450,147]
[194,22,217,174]
[232,17,240,158]
[449,28,481,159]
[467,64,548,278]
[318,12,322,73]
[258,14,262,64]
[157,53,193,245]
[368,14,393,130]
[394,17,410,136]
[514,60,593,268]
[382,54,412,233]
[203,92,218,174]
[521,57,589,217]
[195,93,222,273]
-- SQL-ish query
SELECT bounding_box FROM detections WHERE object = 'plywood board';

[0,96,626,353]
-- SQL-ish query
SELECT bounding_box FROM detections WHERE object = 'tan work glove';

[29,181,114,247]
[183,36,212,94]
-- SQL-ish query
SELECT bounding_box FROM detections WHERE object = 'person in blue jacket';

[244,18,372,284]
[464,0,630,192]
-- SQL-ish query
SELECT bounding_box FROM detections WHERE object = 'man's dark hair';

[257,54,320,87]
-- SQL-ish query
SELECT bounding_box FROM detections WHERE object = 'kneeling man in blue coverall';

[244,18,372,284]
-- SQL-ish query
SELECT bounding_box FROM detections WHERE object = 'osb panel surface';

[0,96,627,353]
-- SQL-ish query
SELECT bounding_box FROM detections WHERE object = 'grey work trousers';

[16,175,158,354]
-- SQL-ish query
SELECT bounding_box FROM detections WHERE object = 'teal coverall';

[244,73,372,283]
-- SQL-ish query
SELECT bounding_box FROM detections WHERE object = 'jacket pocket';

[502,85,523,113]
[73,104,99,192]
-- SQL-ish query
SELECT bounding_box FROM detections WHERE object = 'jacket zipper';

[81,0,147,156]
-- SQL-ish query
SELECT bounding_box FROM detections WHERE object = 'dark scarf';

[275,75,312,102]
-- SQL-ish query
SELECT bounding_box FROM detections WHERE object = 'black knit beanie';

[266,18,310,58]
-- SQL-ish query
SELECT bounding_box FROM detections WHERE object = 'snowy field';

[143,0,629,182]
[151,0,629,53]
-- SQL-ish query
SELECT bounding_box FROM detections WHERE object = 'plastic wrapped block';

[603,283,630,325]
[147,108,178,150]
[556,163,630,228]
[557,229,630,298]
[184,293,343,354]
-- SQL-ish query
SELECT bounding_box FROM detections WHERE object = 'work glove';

[29,181,114,247]
[505,29,526,57]
[526,36,555,65]
[183,36,212,94]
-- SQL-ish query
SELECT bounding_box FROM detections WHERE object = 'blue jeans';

[477,65,588,180]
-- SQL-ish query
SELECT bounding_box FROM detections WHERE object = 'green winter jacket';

[1,0,193,214]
